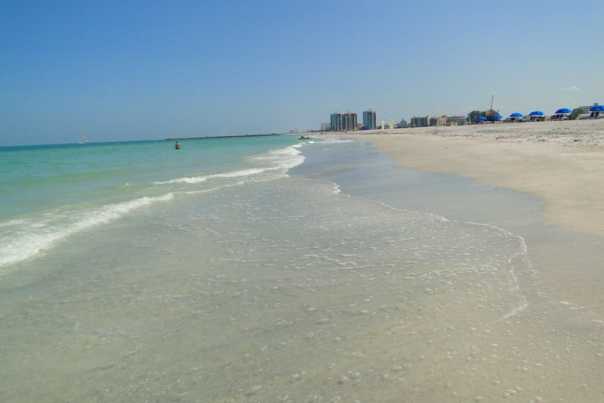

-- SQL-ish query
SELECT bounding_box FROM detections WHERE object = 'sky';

[1,0,603,146]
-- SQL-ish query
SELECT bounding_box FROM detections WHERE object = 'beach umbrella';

[590,105,604,112]
[555,108,571,114]
[510,112,523,118]
[529,111,545,117]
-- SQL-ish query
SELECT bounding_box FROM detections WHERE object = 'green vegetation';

[570,106,589,120]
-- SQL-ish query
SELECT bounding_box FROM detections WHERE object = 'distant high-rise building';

[410,116,429,127]
[342,112,357,131]
[362,110,377,130]
[329,112,358,131]
[330,113,343,131]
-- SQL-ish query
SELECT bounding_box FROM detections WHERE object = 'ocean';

[1,136,602,402]
[0,136,302,271]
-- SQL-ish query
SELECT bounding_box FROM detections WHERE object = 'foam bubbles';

[155,143,306,186]
[0,142,308,271]
[153,168,269,185]
[0,193,174,271]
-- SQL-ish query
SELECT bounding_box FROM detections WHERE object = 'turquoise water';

[0,135,301,270]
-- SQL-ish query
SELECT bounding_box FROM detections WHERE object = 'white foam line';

[466,220,531,322]
[0,143,308,273]
[316,138,354,144]
[325,180,351,198]
[154,168,270,185]
[0,218,27,228]
[154,143,306,185]
[367,199,531,322]
[251,143,306,176]
[0,193,175,272]
[183,180,247,195]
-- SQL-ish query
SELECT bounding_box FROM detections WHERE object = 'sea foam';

[0,193,174,271]
[153,168,269,185]
[154,143,305,186]
[0,143,306,271]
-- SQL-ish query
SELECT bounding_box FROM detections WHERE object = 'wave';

[251,143,306,172]
[0,193,174,272]
[371,199,531,322]
[154,168,269,185]
[317,138,354,144]
[155,143,305,186]
[0,143,308,272]
[0,218,27,228]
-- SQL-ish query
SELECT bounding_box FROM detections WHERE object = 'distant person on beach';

[175,141,181,150]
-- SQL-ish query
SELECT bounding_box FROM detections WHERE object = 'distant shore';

[165,133,282,141]
[314,119,604,235]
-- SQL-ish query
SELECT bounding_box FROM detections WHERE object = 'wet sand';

[308,123,604,401]
[319,121,604,311]
[298,138,604,402]
[355,119,604,235]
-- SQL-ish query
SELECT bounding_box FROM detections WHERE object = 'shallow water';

[1,138,604,402]
[0,136,300,271]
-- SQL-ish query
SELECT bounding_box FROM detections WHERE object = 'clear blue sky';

[1,0,602,145]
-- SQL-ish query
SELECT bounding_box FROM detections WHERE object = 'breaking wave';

[0,143,306,271]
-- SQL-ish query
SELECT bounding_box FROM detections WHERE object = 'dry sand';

[338,119,604,235]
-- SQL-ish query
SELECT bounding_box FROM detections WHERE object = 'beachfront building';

[330,113,343,131]
[398,118,409,128]
[436,115,448,126]
[362,110,377,130]
[484,110,502,122]
[467,110,501,124]
[429,117,439,126]
[342,113,357,131]
[329,112,358,131]
[378,121,396,129]
[468,110,482,124]
[320,122,331,131]
[447,115,467,126]
[410,116,429,127]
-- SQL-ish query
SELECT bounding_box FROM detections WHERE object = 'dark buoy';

[175,141,181,150]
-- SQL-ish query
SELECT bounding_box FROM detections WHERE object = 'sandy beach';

[331,119,604,235]
[3,133,604,402]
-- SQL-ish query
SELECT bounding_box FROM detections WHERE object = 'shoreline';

[4,136,604,402]
[294,139,604,401]
[314,119,604,235]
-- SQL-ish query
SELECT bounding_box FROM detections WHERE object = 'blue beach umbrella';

[529,111,545,117]
[510,112,523,118]
[555,108,571,114]
[590,104,604,112]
